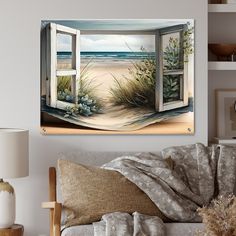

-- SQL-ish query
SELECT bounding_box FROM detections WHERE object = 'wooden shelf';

[209,4,236,12]
[208,61,236,70]
[214,137,236,144]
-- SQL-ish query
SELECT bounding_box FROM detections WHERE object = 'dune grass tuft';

[109,53,156,109]
[57,60,103,117]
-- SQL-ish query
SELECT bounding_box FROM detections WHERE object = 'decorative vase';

[0,179,15,228]
[208,44,236,61]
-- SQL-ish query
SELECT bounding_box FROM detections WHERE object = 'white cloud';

[57,33,72,51]
[56,33,155,52]
[80,35,155,52]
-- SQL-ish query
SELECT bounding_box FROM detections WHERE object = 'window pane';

[57,33,73,70]
[57,76,74,103]
[163,74,182,103]
[162,32,183,71]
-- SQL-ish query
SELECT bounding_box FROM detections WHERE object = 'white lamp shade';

[0,129,29,178]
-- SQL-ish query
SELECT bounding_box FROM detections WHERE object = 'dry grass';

[196,195,236,236]
[109,56,156,108]
[57,60,103,116]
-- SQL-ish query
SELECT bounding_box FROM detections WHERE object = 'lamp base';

[0,179,15,228]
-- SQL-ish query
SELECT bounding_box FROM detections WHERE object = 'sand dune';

[43,59,194,132]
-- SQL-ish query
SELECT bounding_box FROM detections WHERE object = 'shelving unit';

[208,2,236,143]
[208,4,236,12]
[208,61,236,70]
[214,137,236,145]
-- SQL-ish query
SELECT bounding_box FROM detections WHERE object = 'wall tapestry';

[40,19,194,134]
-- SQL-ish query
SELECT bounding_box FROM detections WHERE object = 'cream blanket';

[93,143,236,236]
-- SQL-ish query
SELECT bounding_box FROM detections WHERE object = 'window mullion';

[155,29,163,112]
[47,23,57,108]
[182,24,188,106]
[163,70,184,76]
[56,70,77,77]
[72,31,80,105]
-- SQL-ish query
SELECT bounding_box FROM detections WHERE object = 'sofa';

[42,151,205,236]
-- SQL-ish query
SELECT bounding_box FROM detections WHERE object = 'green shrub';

[65,94,101,117]
[163,75,180,103]
[57,77,74,103]
[183,23,194,62]
[56,60,102,117]
[162,37,182,103]
[163,37,182,70]
[163,24,194,103]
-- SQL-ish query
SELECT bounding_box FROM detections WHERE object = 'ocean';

[57,51,155,61]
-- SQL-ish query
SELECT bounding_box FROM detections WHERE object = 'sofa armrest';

[42,201,62,236]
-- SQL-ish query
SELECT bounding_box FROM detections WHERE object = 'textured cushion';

[61,223,205,236]
[58,159,168,227]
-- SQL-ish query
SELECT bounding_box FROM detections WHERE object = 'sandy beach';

[55,59,194,128]
[81,60,134,100]
[82,60,192,123]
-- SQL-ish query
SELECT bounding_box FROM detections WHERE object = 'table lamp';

[0,129,29,228]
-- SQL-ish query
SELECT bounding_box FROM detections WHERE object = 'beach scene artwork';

[41,19,194,134]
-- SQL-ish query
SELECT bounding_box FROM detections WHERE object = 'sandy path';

[81,60,133,107]
[80,60,157,128]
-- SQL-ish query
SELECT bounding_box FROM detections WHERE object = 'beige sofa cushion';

[58,159,169,227]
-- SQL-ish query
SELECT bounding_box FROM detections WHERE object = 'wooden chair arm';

[42,201,62,236]
[42,167,62,236]
[42,201,59,209]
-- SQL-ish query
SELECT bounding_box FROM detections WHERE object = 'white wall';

[0,0,207,235]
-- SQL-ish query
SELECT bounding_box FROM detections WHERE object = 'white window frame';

[155,24,188,112]
[45,23,188,113]
[46,23,80,110]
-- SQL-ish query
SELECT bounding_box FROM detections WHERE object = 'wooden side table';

[0,225,23,236]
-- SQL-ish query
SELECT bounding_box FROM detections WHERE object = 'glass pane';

[163,74,182,103]
[57,76,74,103]
[162,32,183,71]
[57,33,73,70]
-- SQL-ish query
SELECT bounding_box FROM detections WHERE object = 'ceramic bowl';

[208,44,236,57]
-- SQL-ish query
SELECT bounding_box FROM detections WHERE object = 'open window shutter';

[46,23,80,110]
[155,29,162,112]
[46,23,56,107]
[155,24,188,112]
[182,24,189,107]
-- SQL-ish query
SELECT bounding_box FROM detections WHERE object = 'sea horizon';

[57,51,155,61]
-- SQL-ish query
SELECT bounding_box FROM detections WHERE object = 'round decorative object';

[0,180,15,228]
[0,224,23,236]
[208,44,236,58]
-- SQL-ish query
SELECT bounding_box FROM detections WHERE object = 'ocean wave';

[57,51,155,60]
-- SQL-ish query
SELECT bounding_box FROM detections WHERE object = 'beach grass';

[109,25,194,109]
[57,76,71,92]
[57,60,103,116]
[79,60,101,101]
[109,56,156,109]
